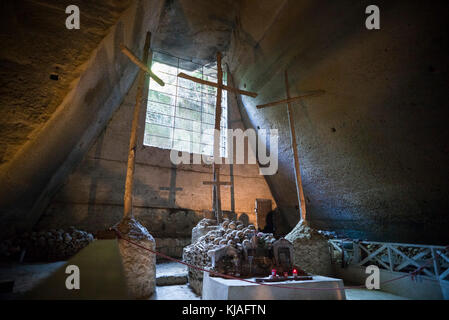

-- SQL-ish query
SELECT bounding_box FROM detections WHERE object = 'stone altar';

[202,272,346,300]
[183,218,309,295]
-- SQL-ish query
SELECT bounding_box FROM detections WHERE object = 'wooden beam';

[256,90,325,109]
[123,32,152,219]
[213,53,224,223]
[439,267,449,281]
[177,72,258,98]
[390,246,434,277]
[120,44,165,87]
[285,70,307,222]
[396,249,429,271]
[387,246,394,271]
[179,52,257,225]
[437,250,449,264]
[430,248,441,278]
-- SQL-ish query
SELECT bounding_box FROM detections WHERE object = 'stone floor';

[0,260,409,300]
[151,284,201,300]
[156,260,188,276]
[345,288,410,300]
[0,261,66,299]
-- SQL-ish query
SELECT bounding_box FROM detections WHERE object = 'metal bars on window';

[144,51,227,157]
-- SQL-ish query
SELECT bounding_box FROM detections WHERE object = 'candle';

[293,269,298,277]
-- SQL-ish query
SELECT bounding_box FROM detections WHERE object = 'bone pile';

[0,226,94,262]
[183,218,276,270]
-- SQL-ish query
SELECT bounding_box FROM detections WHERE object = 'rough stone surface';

[156,261,188,286]
[3,0,447,252]
[0,0,166,238]
[186,268,204,296]
[285,221,332,276]
[0,0,133,166]
[155,237,191,259]
[0,0,276,242]
[0,261,67,298]
[115,217,156,299]
[152,0,239,65]
[226,0,449,243]
[150,284,201,300]
[156,274,188,286]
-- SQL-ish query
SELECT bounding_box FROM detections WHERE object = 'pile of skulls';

[196,218,217,228]
[191,218,218,243]
[0,226,95,262]
[183,218,276,270]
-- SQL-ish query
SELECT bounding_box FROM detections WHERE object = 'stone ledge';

[156,274,188,286]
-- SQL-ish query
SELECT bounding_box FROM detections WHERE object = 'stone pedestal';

[285,221,332,276]
[202,272,346,300]
[184,218,218,295]
[115,217,156,299]
[187,268,204,295]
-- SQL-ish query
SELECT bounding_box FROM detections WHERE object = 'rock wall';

[35,56,276,257]
[151,0,239,65]
[155,237,191,260]
[0,0,166,237]
[0,0,133,167]
[226,0,449,244]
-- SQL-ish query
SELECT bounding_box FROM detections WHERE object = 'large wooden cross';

[120,32,165,219]
[257,70,324,223]
[178,52,257,223]
[203,163,231,224]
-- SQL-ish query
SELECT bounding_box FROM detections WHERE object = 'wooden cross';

[257,70,325,223]
[120,44,165,87]
[178,52,257,223]
[121,32,165,219]
[203,163,232,224]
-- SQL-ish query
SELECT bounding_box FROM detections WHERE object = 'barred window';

[144,51,227,157]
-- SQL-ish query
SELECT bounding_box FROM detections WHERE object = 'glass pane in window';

[176,118,201,133]
[144,51,227,156]
[145,123,172,139]
[176,107,201,122]
[177,97,202,112]
[202,112,215,125]
[146,101,174,117]
[144,135,172,149]
[148,90,175,106]
[146,112,172,126]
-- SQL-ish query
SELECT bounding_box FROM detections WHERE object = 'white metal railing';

[329,239,449,282]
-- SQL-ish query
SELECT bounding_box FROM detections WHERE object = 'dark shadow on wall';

[159,165,183,207]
